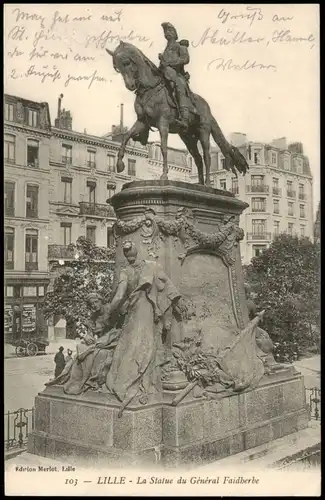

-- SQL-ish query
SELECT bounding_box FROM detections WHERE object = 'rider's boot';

[174,82,190,128]
[176,106,190,128]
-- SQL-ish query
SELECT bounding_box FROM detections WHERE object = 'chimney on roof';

[54,94,64,127]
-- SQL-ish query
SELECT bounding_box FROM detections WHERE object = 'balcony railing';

[273,209,280,215]
[5,261,14,270]
[5,207,15,217]
[48,244,75,260]
[246,185,270,193]
[25,261,38,271]
[27,159,39,168]
[252,207,266,213]
[230,186,239,194]
[79,202,115,218]
[62,156,72,165]
[26,210,38,219]
[247,232,272,241]
[287,190,296,198]
[298,193,306,201]
[87,161,96,169]
[272,187,282,196]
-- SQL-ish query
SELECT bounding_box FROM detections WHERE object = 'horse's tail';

[210,116,249,176]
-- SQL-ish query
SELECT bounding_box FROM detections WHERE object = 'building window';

[87,149,96,168]
[300,225,305,237]
[23,286,37,297]
[107,154,116,172]
[286,180,295,198]
[274,221,280,236]
[287,223,294,236]
[293,156,303,174]
[220,158,226,170]
[5,181,15,216]
[220,179,227,190]
[62,144,72,164]
[253,150,261,165]
[127,159,136,176]
[86,226,96,243]
[61,177,72,204]
[298,183,305,200]
[5,228,15,269]
[4,134,16,163]
[272,177,280,195]
[60,223,72,246]
[26,184,39,218]
[27,139,39,168]
[87,181,96,204]
[271,152,277,165]
[299,204,306,218]
[107,227,115,248]
[252,197,266,212]
[28,109,39,127]
[288,201,294,216]
[25,229,38,270]
[252,219,266,235]
[252,245,267,257]
[273,199,280,214]
[231,177,239,194]
[38,286,45,297]
[5,103,14,121]
[251,175,264,192]
[6,286,14,297]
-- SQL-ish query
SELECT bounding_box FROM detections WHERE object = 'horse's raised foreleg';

[116,120,147,173]
[199,128,212,186]
[158,120,169,180]
[179,133,205,185]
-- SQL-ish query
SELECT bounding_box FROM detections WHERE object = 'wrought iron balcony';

[252,206,266,213]
[287,190,296,198]
[87,161,96,169]
[273,209,280,215]
[25,261,38,271]
[298,193,306,200]
[230,186,239,194]
[79,202,115,218]
[246,185,270,193]
[48,244,75,260]
[5,207,15,217]
[272,187,282,196]
[247,232,272,241]
[62,155,72,165]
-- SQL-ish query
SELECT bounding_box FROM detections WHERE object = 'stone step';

[199,421,321,471]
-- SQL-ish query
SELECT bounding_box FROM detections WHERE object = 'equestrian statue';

[106,22,249,186]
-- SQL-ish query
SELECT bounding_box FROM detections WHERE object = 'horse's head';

[106,42,160,92]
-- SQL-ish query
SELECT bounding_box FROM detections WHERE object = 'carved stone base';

[28,368,309,468]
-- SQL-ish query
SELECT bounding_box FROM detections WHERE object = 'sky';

[4,4,320,214]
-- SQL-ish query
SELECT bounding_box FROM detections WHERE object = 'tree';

[244,234,320,357]
[43,237,116,332]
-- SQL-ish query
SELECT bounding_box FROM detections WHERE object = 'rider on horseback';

[159,22,192,128]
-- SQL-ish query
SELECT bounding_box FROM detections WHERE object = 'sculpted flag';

[216,311,266,391]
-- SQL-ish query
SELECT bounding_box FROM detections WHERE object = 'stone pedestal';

[28,367,308,467]
[28,181,309,467]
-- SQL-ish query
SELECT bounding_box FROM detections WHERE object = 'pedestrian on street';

[54,346,65,378]
[65,349,73,363]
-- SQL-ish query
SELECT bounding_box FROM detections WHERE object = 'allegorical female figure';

[46,241,182,412]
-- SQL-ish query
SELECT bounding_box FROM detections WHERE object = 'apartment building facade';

[4,94,52,342]
[4,93,191,340]
[190,133,314,264]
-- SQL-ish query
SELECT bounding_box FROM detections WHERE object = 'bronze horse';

[106,41,249,186]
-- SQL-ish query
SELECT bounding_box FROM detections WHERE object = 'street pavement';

[4,349,320,413]
[4,339,76,412]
